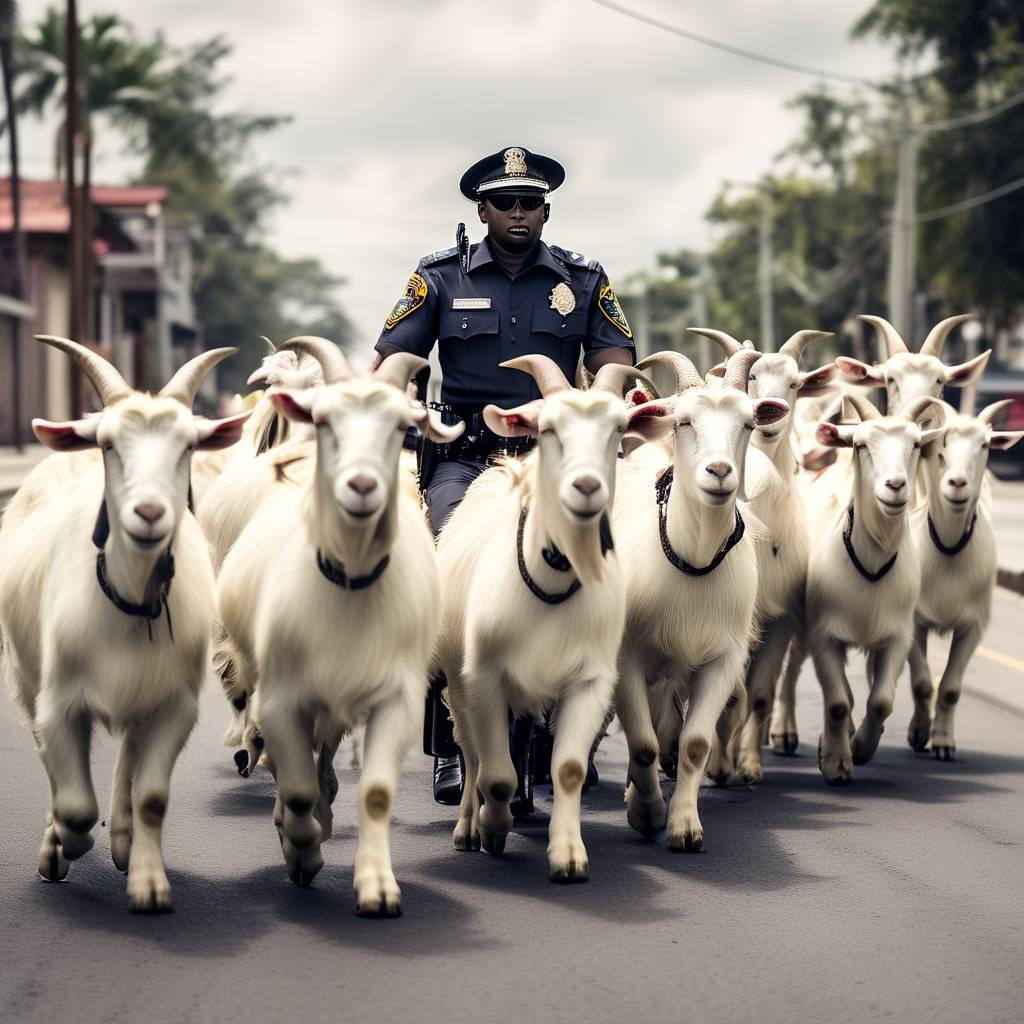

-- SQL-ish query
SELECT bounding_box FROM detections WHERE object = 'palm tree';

[1,0,28,447]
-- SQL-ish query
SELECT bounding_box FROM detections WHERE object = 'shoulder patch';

[420,246,458,267]
[598,285,633,340]
[385,272,428,330]
[549,244,586,265]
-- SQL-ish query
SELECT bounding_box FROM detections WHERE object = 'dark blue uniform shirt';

[374,238,636,409]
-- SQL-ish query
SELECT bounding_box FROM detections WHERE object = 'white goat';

[0,337,247,911]
[689,327,835,778]
[805,392,942,784]
[215,338,461,916]
[612,350,788,850]
[907,400,1022,758]
[837,314,989,409]
[437,355,648,882]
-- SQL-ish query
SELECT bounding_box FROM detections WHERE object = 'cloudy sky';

[15,0,905,360]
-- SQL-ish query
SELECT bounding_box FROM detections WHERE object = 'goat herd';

[0,316,1017,917]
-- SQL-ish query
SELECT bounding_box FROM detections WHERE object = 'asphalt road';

[2,587,1023,1024]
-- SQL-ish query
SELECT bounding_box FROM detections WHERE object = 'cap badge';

[549,282,576,316]
[503,147,528,175]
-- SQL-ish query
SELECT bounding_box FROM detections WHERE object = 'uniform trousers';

[424,458,488,538]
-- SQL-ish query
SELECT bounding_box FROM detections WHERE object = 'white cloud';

[13,0,900,362]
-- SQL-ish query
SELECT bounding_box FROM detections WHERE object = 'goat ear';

[32,416,100,451]
[706,362,727,379]
[798,363,837,396]
[410,405,466,444]
[816,422,854,448]
[620,434,648,457]
[269,388,316,424]
[483,400,544,438]
[194,411,251,451]
[989,430,1024,451]
[626,400,676,440]
[944,350,991,387]
[753,398,790,426]
[835,356,885,387]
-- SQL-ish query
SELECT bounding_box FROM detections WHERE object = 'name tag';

[452,297,492,310]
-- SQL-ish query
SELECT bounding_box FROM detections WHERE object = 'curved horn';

[858,314,908,358]
[259,335,276,353]
[919,314,975,358]
[159,347,239,407]
[590,362,658,398]
[977,398,1012,427]
[500,354,572,397]
[722,349,762,391]
[276,336,351,384]
[844,392,883,421]
[578,365,595,391]
[778,329,834,363]
[636,351,704,393]
[686,327,745,358]
[898,395,944,424]
[34,335,132,406]
[375,351,430,391]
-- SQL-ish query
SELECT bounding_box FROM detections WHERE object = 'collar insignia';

[549,281,576,316]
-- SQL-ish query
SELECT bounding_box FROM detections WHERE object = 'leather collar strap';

[316,549,390,590]
[928,512,977,557]
[843,505,897,582]
[92,500,174,642]
[516,506,582,604]
[655,467,745,577]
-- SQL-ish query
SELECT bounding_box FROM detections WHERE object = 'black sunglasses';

[485,194,547,212]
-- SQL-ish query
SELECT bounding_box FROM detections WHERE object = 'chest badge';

[549,282,576,316]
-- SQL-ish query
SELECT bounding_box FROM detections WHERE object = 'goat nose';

[948,476,967,489]
[705,461,733,480]
[134,502,165,524]
[347,473,378,496]
[884,477,906,492]
[572,474,601,496]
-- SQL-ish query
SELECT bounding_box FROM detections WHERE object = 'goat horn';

[919,314,975,358]
[858,314,908,358]
[500,355,572,397]
[839,395,860,424]
[375,351,429,391]
[578,365,595,391]
[844,392,883,421]
[159,347,239,407]
[590,362,657,397]
[277,336,351,384]
[34,335,132,406]
[722,349,762,392]
[897,395,943,423]
[259,335,276,353]
[976,398,1013,427]
[686,327,745,358]
[636,351,704,393]
[778,329,834,363]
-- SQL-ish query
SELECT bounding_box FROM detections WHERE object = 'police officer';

[374,146,636,804]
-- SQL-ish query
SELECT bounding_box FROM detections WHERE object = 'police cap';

[459,146,566,201]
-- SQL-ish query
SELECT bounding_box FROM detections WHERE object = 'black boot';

[433,753,464,805]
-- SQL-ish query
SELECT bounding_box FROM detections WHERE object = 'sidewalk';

[0,444,48,499]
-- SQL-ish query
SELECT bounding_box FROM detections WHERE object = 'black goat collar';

[655,467,745,577]
[843,505,898,582]
[316,549,390,591]
[928,512,977,557]
[92,501,175,642]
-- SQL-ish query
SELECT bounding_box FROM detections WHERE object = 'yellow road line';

[977,646,1024,674]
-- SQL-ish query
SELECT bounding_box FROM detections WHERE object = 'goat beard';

[548,509,612,588]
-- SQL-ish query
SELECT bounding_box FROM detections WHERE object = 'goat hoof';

[907,728,931,753]
[479,829,508,856]
[38,834,70,882]
[708,770,730,787]
[771,732,799,756]
[667,829,703,853]
[128,872,174,913]
[932,743,956,761]
[355,890,402,919]
[658,754,678,779]
[452,822,480,852]
[288,862,322,888]
[234,749,250,776]
[549,860,589,884]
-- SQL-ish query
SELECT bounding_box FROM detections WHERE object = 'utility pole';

[65,0,83,415]
[757,185,775,352]
[886,84,917,345]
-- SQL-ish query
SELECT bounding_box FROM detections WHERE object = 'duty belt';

[429,402,536,463]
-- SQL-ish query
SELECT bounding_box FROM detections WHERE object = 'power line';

[915,174,1024,223]
[582,0,874,87]
[918,88,1024,132]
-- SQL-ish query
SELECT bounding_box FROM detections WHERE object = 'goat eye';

[913,442,921,450]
